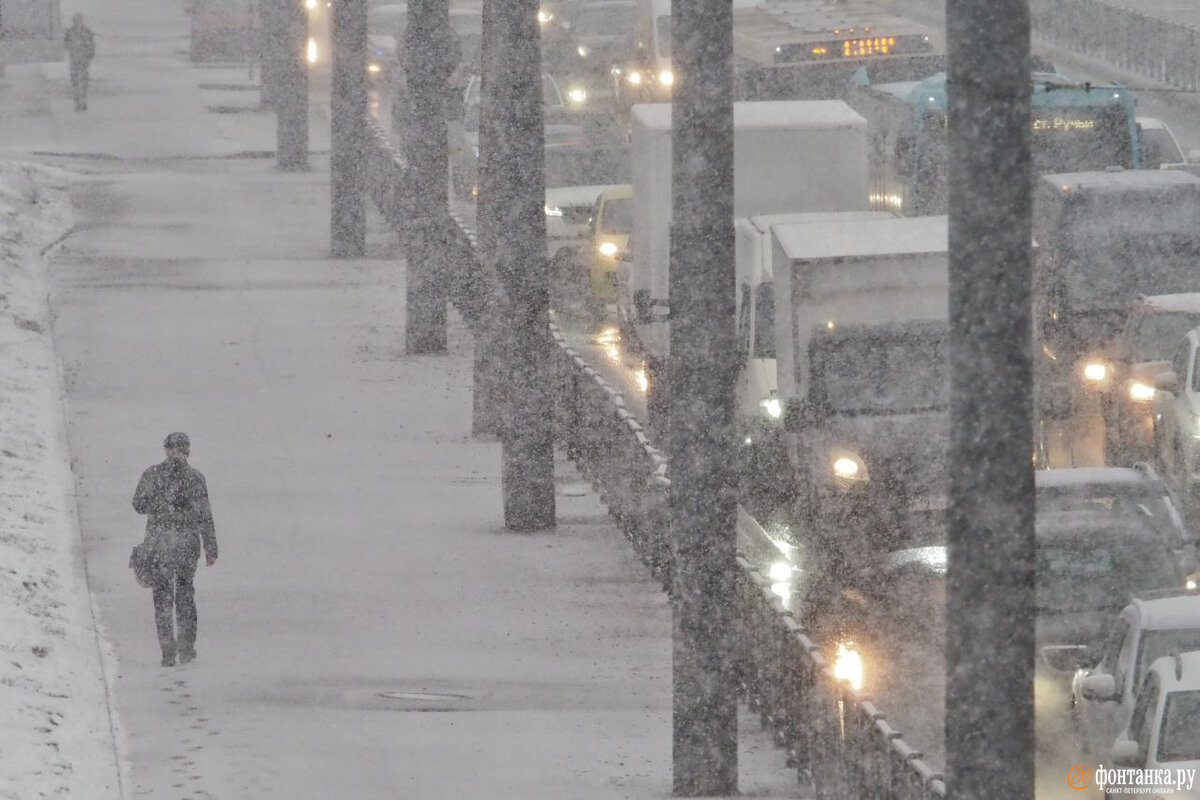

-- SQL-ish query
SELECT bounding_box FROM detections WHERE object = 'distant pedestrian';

[132,432,218,667]
[63,13,95,111]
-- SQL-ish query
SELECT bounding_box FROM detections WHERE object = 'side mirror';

[1080,672,1119,702]
[1110,737,1142,768]
[1156,371,1180,394]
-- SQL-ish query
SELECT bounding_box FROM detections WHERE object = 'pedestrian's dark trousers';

[69,60,89,109]
[151,559,198,660]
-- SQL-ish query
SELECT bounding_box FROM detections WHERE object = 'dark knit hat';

[164,432,190,450]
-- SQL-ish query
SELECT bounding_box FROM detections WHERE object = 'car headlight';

[566,86,587,105]
[1129,381,1156,402]
[769,561,793,583]
[832,641,864,692]
[1082,362,1109,383]
[658,68,674,86]
[544,203,564,218]
[577,45,590,57]
[759,396,782,419]
[831,451,868,482]
[537,8,553,25]
[627,69,643,86]
[367,62,382,74]
[598,241,619,258]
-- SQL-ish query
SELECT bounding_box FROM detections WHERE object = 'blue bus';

[850,71,1142,215]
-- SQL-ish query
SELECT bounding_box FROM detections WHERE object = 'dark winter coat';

[64,22,95,66]
[133,457,218,569]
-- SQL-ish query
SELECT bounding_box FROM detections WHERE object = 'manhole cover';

[379,691,471,703]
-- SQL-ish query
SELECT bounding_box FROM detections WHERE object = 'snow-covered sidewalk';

[0,161,124,798]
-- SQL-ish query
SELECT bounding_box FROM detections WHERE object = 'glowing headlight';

[566,86,587,105]
[1129,381,1156,402]
[832,454,866,480]
[307,37,318,64]
[544,203,564,218]
[577,45,590,57]
[627,70,644,86]
[1082,362,1109,383]
[367,62,382,74]
[832,641,864,692]
[759,397,782,419]
[658,68,674,86]
[598,241,619,258]
[537,9,553,25]
[305,0,317,9]
[769,561,792,583]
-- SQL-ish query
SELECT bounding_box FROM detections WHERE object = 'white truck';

[772,214,950,554]
[617,98,871,436]
[733,210,894,513]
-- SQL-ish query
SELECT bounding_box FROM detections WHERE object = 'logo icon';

[1067,765,1093,790]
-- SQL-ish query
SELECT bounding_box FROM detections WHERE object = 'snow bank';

[0,160,124,799]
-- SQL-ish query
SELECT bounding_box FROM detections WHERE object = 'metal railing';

[362,115,946,798]
[358,3,1200,791]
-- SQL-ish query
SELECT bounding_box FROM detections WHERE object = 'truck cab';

[1034,170,1200,423]
[773,214,949,554]
[734,211,892,514]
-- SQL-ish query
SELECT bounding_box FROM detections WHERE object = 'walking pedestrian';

[63,13,95,111]
[132,432,218,667]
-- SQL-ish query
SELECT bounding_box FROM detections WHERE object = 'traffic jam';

[222,0,1200,788]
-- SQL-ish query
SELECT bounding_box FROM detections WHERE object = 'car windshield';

[1128,310,1200,362]
[1158,689,1200,762]
[1036,529,1178,614]
[1036,480,1188,548]
[600,197,632,234]
[809,321,948,414]
[1137,630,1200,692]
[1142,126,1185,166]
[1061,195,1200,308]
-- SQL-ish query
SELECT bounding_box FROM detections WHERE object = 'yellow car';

[587,184,633,306]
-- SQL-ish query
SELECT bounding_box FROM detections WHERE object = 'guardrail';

[896,0,1200,93]
[362,114,946,798]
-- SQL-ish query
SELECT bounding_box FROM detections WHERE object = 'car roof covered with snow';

[1129,592,1200,632]
[1135,293,1200,314]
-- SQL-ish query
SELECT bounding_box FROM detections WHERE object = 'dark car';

[1036,466,1197,580]
[1036,511,1184,651]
